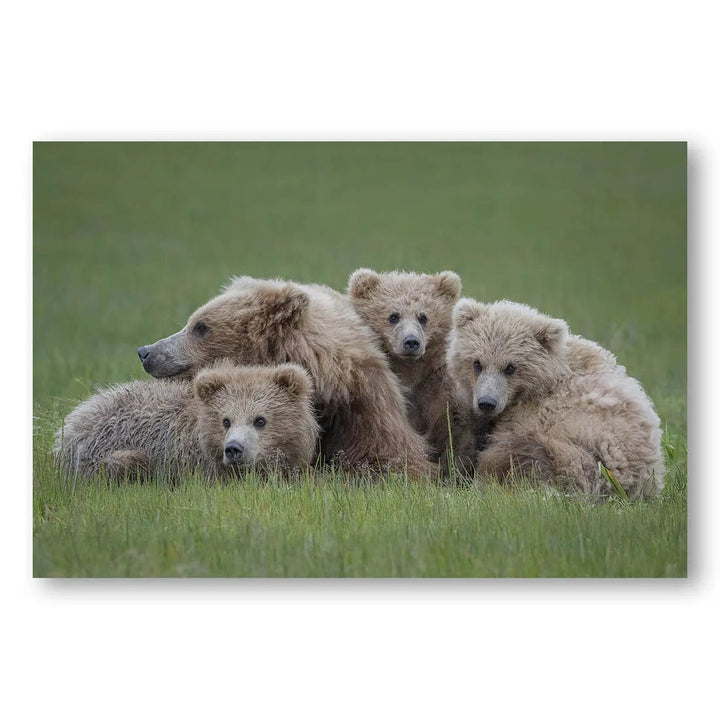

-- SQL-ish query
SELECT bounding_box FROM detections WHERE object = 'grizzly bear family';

[55,270,665,499]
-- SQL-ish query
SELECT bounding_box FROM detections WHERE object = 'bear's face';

[193,361,317,471]
[348,269,461,362]
[138,277,309,379]
[447,299,569,420]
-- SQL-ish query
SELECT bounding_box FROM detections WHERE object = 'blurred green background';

[33,142,686,437]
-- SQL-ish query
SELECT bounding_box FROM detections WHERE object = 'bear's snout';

[403,336,421,352]
[137,332,192,378]
[224,440,245,463]
[476,397,498,414]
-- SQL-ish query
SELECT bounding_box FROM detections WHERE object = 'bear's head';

[348,269,461,363]
[138,277,310,379]
[193,360,318,472]
[447,299,570,420]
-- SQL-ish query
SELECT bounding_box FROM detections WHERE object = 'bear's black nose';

[403,336,420,351]
[138,346,151,361]
[224,441,245,462]
[477,397,497,413]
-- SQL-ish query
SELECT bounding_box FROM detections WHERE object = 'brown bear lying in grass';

[137,276,434,476]
[55,362,319,481]
[447,299,665,498]
[348,268,461,461]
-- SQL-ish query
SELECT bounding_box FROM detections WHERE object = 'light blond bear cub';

[447,300,665,498]
[348,269,461,461]
[136,276,433,476]
[55,362,319,481]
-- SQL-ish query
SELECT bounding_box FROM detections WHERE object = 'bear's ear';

[265,285,310,327]
[433,271,462,301]
[348,268,381,299]
[272,364,313,399]
[453,298,485,328]
[533,317,569,353]
[194,368,226,402]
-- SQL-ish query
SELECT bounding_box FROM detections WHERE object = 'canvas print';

[33,142,687,577]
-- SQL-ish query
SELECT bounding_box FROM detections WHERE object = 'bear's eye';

[388,313,400,324]
[193,321,209,337]
[222,417,231,429]
[473,360,482,375]
[254,416,267,428]
[504,363,516,376]
[417,313,428,326]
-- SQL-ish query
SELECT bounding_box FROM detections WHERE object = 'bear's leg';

[475,431,552,482]
[595,438,659,499]
[328,383,436,478]
[102,449,151,482]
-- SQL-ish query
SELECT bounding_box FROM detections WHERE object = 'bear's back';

[54,379,202,476]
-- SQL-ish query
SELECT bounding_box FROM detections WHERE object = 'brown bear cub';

[136,276,433,476]
[55,362,319,481]
[348,269,462,462]
[447,300,665,499]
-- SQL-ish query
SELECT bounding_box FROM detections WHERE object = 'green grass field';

[33,142,687,577]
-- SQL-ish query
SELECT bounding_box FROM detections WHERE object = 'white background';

[4,2,713,718]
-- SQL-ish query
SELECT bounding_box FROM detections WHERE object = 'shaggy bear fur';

[55,362,319,481]
[348,269,461,461]
[137,277,433,476]
[446,300,665,498]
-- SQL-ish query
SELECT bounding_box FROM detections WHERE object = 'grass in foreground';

[33,431,687,578]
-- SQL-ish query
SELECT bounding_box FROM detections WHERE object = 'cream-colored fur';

[447,300,665,498]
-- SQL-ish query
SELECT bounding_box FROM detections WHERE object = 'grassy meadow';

[33,142,687,577]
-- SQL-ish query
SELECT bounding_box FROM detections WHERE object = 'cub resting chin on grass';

[446,300,665,499]
[54,361,320,481]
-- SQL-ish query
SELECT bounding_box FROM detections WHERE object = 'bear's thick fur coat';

[55,362,319,480]
[137,277,433,475]
[447,300,665,498]
[348,269,461,461]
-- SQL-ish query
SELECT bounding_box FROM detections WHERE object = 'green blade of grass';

[598,461,629,502]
